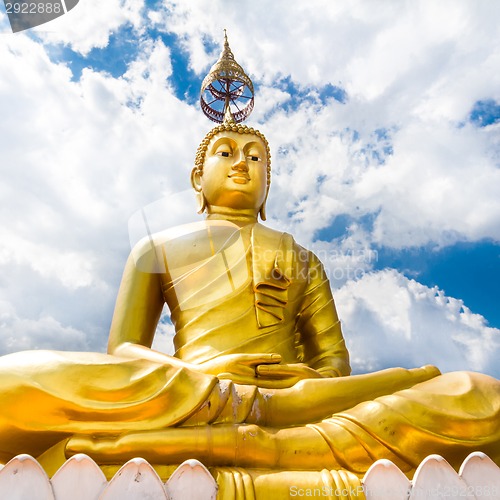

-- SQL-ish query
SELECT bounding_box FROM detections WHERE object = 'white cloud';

[0,300,89,352]
[0,31,205,354]
[151,312,176,355]
[354,121,500,247]
[336,269,500,377]
[37,0,145,55]
[158,0,500,249]
[0,230,98,289]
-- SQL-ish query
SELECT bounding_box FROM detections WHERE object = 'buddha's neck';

[206,206,258,226]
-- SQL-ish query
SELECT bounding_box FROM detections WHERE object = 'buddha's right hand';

[197,353,283,385]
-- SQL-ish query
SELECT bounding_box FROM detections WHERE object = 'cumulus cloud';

[354,121,500,247]
[158,0,500,249]
[0,30,205,354]
[0,300,89,352]
[37,0,145,55]
[151,313,176,355]
[335,269,500,377]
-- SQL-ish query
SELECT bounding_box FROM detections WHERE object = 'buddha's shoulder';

[253,223,293,242]
[253,224,325,271]
[253,223,306,252]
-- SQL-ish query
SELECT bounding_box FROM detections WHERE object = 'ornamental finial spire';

[222,29,234,61]
[200,31,255,124]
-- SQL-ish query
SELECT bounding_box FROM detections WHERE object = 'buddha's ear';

[259,204,267,221]
[259,190,269,221]
[190,167,207,214]
[190,167,202,191]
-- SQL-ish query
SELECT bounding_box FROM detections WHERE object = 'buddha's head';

[191,123,271,220]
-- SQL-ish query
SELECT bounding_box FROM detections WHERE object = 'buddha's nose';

[232,150,248,171]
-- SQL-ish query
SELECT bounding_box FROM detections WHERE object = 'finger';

[256,364,302,378]
[238,353,282,366]
[257,364,323,379]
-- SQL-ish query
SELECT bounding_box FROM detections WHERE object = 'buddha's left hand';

[227,365,325,388]
[197,354,325,388]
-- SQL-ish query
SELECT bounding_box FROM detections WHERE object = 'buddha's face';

[195,131,268,213]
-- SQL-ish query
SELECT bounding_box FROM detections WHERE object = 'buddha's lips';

[229,173,250,182]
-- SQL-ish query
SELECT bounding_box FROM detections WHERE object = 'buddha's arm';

[107,250,190,371]
[296,252,351,377]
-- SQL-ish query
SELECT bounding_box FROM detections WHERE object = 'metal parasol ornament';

[200,31,255,124]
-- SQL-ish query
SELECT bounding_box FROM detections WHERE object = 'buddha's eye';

[247,155,261,162]
[216,151,231,158]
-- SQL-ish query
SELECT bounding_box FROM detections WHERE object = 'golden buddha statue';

[0,34,498,498]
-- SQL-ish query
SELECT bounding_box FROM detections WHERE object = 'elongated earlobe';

[195,192,207,214]
[259,190,269,221]
[191,167,207,214]
[259,203,267,221]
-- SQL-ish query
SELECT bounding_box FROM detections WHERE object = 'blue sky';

[0,0,499,376]
[375,241,500,328]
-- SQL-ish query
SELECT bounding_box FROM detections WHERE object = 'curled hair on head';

[194,123,272,188]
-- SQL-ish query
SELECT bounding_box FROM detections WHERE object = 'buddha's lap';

[0,349,498,469]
